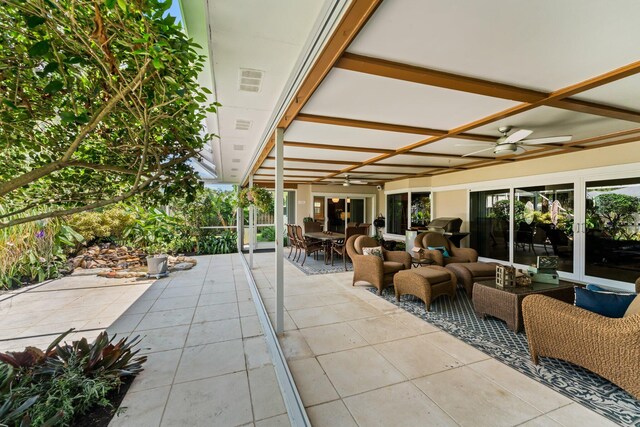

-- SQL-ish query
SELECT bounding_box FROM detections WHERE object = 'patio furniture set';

[345,230,640,400]
[286,222,370,267]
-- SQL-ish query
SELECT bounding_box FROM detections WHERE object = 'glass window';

[470,189,510,261]
[411,192,431,228]
[514,184,574,272]
[585,177,640,282]
[387,193,408,235]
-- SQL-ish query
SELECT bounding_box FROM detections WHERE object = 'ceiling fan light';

[494,143,517,154]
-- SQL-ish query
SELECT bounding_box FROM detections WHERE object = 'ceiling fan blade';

[504,129,533,144]
[462,146,495,157]
[454,142,493,147]
[520,135,572,145]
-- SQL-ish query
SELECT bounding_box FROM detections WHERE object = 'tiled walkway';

[0,255,287,427]
[251,252,618,427]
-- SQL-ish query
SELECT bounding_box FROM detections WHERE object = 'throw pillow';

[625,295,640,317]
[574,287,636,318]
[362,246,384,260]
[427,246,450,258]
[586,283,636,295]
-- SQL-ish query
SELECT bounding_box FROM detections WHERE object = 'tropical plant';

[0,0,217,229]
[237,187,274,213]
[0,212,84,289]
[197,231,238,255]
[0,329,146,426]
[121,207,183,253]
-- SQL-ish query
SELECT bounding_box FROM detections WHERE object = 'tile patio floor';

[252,252,619,427]
[0,253,621,426]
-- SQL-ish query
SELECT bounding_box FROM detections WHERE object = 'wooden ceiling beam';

[284,141,393,154]
[316,59,640,183]
[267,156,360,166]
[259,166,408,176]
[283,140,501,161]
[336,53,640,123]
[295,113,495,142]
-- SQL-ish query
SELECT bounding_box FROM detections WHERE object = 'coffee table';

[472,279,575,332]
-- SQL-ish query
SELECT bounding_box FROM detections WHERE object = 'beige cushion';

[624,295,640,317]
[410,267,451,284]
[463,263,498,276]
[383,261,404,274]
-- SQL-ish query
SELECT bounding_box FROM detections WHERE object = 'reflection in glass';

[411,192,431,228]
[470,190,510,261]
[387,193,408,235]
[514,185,574,272]
[586,178,640,282]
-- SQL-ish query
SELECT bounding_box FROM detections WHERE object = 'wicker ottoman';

[446,262,500,297]
[394,266,457,311]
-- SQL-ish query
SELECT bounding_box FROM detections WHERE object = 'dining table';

[304,231,346,265]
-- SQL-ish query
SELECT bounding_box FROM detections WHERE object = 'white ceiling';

[301,68,520,129]
[347,0,640,92]
[186,0,640,187]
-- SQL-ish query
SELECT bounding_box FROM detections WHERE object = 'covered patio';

[175,0,640,425]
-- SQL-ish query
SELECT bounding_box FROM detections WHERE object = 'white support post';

[275,128,285,334]
[236,206,242,254]
[249,175,254,269]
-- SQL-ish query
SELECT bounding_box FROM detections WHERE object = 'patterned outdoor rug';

[369,286,640,426]
[284,251,353,275]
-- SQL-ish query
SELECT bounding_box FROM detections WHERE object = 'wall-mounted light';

[331,198,340,203]
[346,198,351,203]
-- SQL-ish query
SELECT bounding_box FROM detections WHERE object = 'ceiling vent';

[239,68,264,93]
[235,119,251,131]
[232,158,241,163]
[231,168,239,172]
[233,144,244,151]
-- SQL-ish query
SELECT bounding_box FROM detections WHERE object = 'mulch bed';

[69,376,134,427]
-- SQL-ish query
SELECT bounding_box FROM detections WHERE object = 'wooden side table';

[472,279,575,332]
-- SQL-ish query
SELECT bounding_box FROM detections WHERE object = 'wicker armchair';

[522,278,640,399]
[346,235,411,294]
[414,231,478,266]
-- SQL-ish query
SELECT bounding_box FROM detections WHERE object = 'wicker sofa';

[414,231,478,266]
[522,278,640,399]
[346,235,411,294]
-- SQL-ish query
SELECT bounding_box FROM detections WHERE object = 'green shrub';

[66,207,136,243]
[259,226,276,242]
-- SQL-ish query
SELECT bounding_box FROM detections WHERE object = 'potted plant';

[147,245,169,276]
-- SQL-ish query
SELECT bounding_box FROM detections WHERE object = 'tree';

[593,193,640,239]
[0,0,218,229]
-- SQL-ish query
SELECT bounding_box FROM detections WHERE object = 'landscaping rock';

[68,246,197,279]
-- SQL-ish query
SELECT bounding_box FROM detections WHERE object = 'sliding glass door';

[584,177,640,283]
[326,197,367,233]
[469,172,640,287]
[470,189,510,261]
[514,184,574,273]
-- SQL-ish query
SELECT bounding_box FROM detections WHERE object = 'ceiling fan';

[460,126,572,157]
[326,174,369,186]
